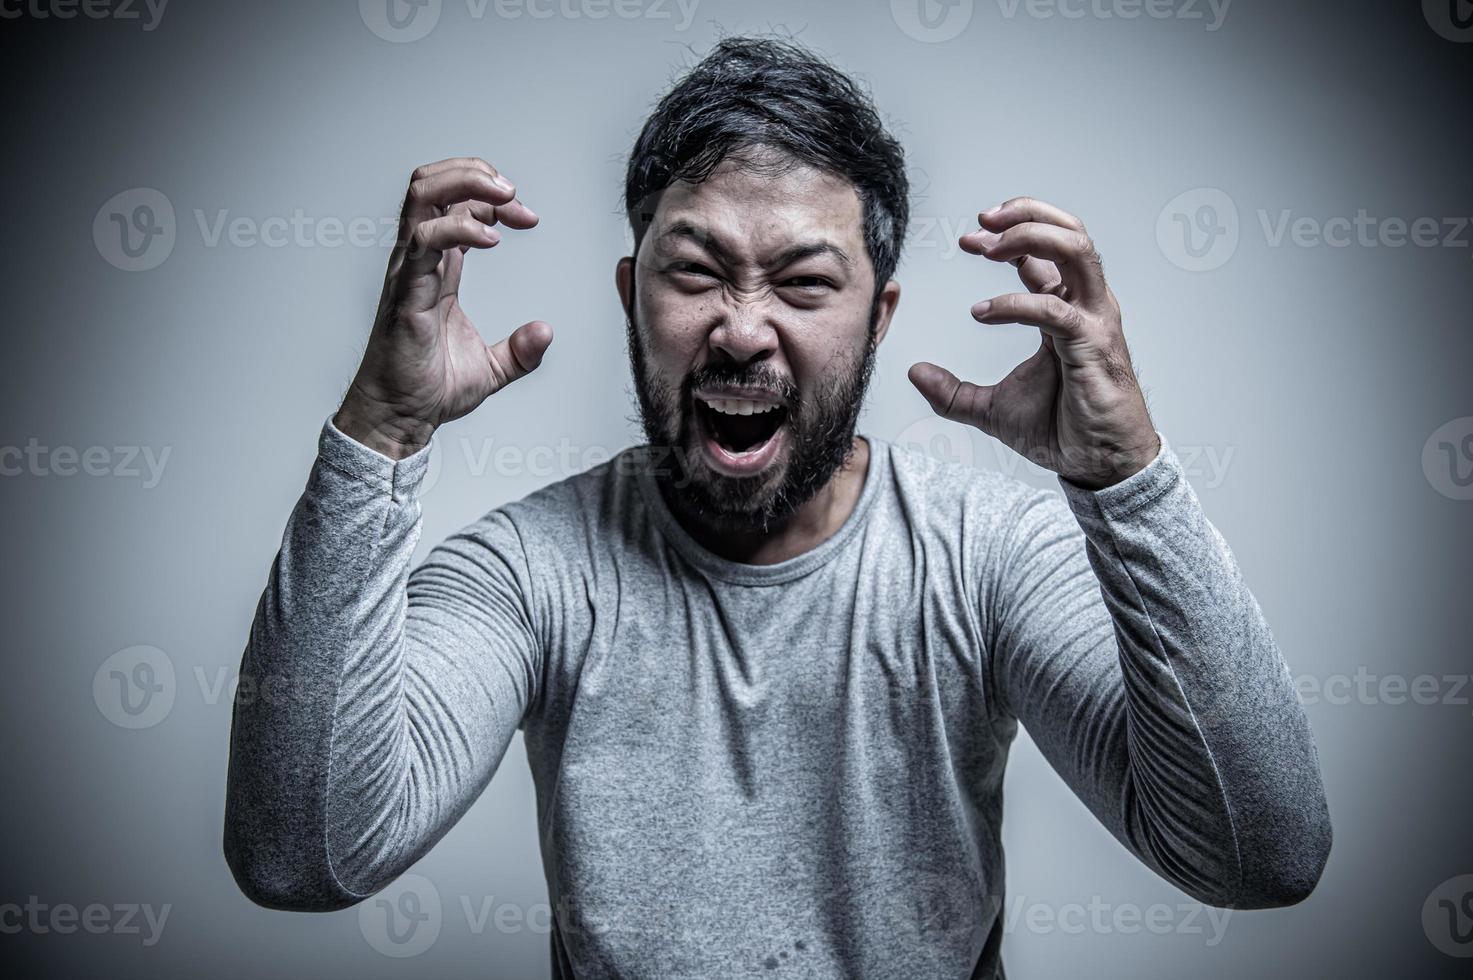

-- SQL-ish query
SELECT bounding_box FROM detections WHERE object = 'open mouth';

[694,394,789,476]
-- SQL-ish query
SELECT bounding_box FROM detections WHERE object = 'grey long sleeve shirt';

[223,419,1331,979]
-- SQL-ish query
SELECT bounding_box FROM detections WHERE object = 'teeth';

[701,397,779,416]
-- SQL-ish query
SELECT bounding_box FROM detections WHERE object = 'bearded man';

[224,36,1331,979]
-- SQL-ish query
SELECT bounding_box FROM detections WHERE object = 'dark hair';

[623,36,910,294]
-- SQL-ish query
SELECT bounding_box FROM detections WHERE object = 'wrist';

[1065,433,1162,491]
[333,387,436,461]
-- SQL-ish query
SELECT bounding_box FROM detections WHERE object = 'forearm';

[1058,439,1331,906]
[997,439,1331,908]
[223,419,533,911]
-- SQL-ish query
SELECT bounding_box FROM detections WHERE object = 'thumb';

[908,361,993,431]
[487,320,554,395]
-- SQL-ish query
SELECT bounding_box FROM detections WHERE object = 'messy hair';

[623,36,910,294]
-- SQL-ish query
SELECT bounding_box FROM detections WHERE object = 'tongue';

[710,408,781,452]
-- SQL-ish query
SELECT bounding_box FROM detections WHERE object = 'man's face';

[617,155,899,533]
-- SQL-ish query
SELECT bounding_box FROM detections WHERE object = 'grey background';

[1,0,1470,976]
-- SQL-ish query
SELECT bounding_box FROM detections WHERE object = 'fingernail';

[973,300,992,317]
[483,224,500,239]
[493,175,514,193]
[982,205,1001,217]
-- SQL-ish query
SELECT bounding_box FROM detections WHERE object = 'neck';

[664,436,871,565]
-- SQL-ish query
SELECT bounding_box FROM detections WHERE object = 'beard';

[624,293,879,536]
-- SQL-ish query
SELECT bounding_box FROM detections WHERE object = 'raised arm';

[910,195,1330,906]
[223,158,555,910]
[986,447,1331,907]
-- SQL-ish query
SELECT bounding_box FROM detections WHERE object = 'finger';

[959,226,999,256]
[403,213,500,279]
[410,159,537,225]
[409,156,504,181]
[485,320,555,396]
[437,198,538,296]
[1014,255,1066,297]
[958,229,1064,296]
[972,222,1106,305]
[979,197,1086,234]
[402,166,516,228]
[907,360,994,430]
[440,244,467,297]
[971,292,1088,343]
[491,198,539,230]
[446,197,539,231]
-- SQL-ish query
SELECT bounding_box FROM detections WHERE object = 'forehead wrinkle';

[657,216,855,272]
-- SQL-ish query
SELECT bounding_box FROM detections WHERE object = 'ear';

[615,256,635,318]
[870,279,901,348]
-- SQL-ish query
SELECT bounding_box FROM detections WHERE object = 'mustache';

[683,363,800,407]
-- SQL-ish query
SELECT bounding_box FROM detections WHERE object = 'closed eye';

[782,276,833,290]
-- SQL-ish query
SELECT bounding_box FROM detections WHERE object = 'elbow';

[223,821,355,913]
[1251,813,1333,908]
[1199,807,1334,910]
[1247,792,1334,909]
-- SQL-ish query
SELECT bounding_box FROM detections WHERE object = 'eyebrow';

[659,220,853,270]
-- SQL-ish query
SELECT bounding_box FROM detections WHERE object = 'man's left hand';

[909,196,1160,490]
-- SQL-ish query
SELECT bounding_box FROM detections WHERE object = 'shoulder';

[457,445,645,554]
[871,434,1065,529]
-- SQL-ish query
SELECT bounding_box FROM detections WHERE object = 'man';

[224,37,1331,978]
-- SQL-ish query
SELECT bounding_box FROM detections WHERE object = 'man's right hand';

[334,157,554,460]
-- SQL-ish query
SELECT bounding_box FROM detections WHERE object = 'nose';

[707,293,778,367]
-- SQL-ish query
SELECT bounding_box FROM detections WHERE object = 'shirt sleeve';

[985,435,1331,908]
[223,418,541,911]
